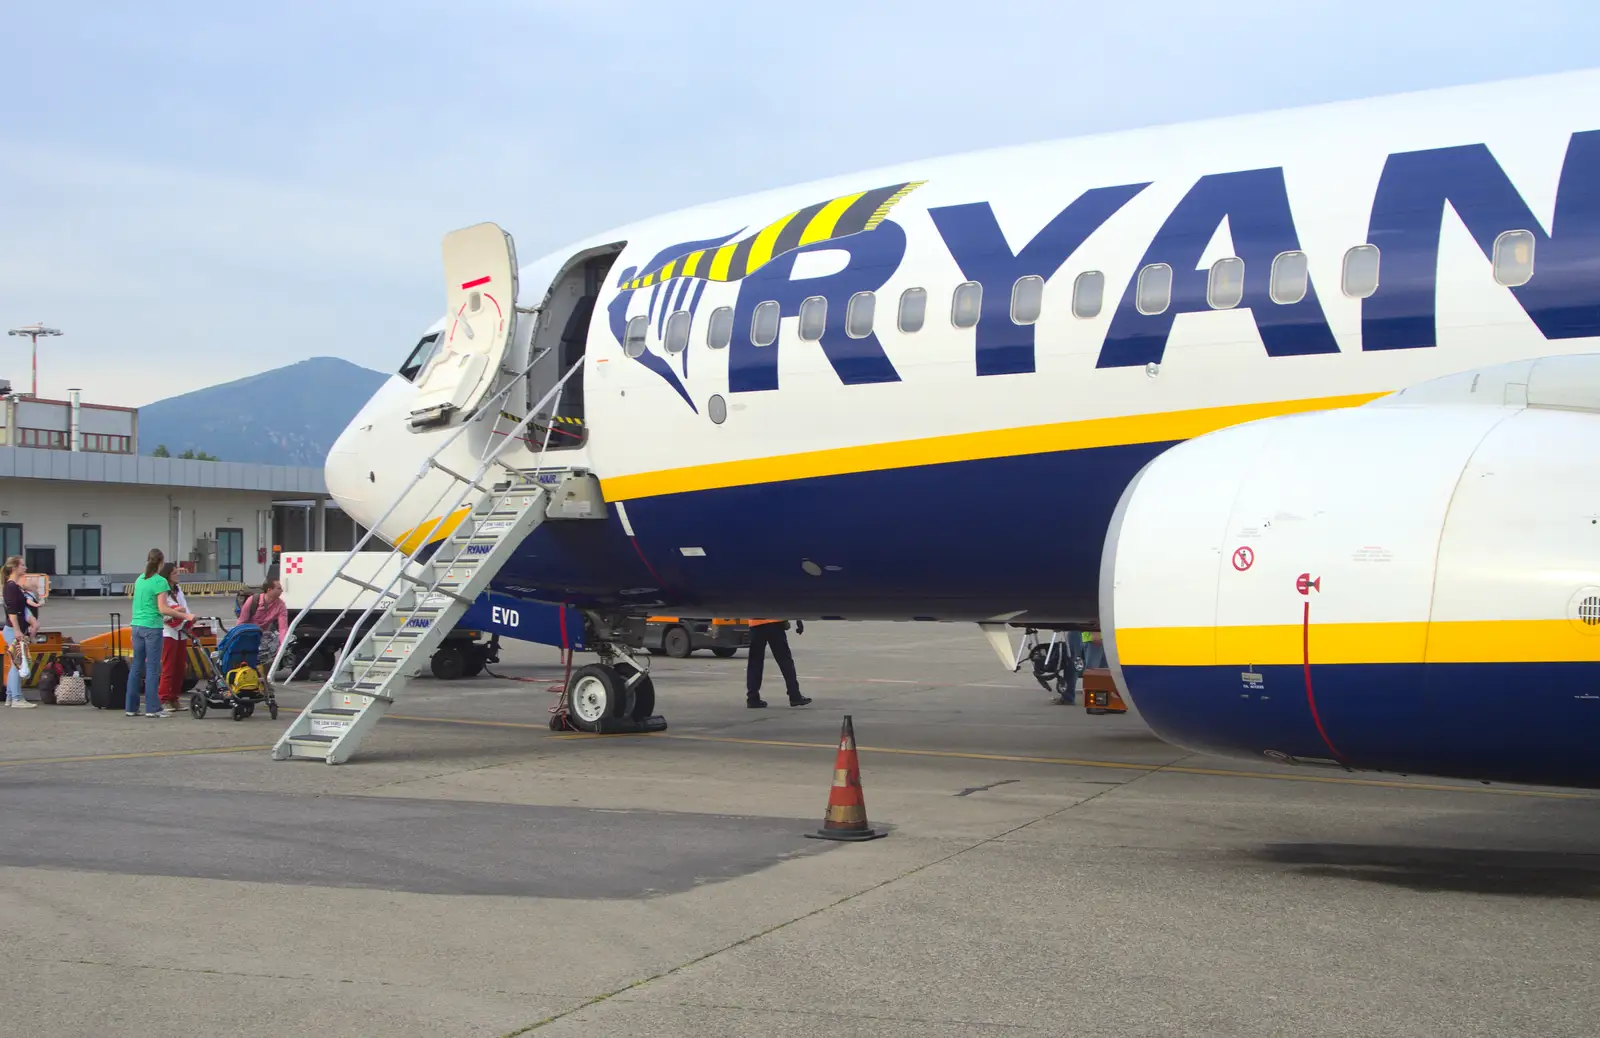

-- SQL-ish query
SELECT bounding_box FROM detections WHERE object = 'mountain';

[139,357,388,467]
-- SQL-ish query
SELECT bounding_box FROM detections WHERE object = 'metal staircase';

[269,352,589,764]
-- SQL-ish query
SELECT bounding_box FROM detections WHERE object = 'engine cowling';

[1099,356,1600,789]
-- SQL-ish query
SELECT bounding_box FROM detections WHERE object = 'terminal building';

[0,387,371,594]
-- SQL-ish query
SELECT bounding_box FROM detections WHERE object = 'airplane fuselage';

[325,69,1600,787]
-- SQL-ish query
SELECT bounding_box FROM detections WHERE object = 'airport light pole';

[7,324,62,397]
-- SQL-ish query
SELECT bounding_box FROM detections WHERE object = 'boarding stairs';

[268,361,592,764]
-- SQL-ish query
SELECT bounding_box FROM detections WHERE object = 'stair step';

[271,441,557,765]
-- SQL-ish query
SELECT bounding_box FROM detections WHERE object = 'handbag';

[55,671,88,706]
[10,631,29,680]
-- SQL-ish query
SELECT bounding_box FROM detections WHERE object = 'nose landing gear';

[552,611,668,734]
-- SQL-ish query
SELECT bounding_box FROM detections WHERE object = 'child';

[157,562,193,715]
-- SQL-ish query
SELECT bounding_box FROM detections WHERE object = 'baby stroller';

[190,622,279,721]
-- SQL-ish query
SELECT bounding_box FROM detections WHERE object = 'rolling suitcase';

[90,612,131,710]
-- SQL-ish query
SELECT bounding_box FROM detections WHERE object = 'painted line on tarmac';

[371,713,1600,799]
[649,733,1598,801]
[7,715,1588,802]
[0,745,274,767]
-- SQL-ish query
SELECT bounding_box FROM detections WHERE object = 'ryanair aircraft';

[325,69,1600,789]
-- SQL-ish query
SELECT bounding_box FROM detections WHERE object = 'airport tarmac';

[1,599,1598,1037]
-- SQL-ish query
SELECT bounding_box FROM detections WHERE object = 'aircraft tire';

[616,662,656,722]
[565,664,632,732]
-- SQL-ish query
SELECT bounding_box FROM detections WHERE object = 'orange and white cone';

[806,715,886,842]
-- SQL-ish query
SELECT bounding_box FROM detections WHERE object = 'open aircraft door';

[408,222,520,428]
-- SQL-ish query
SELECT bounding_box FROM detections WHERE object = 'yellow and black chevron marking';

[500,411,584,427]
[621,181,925,291]
[186,643,215,681]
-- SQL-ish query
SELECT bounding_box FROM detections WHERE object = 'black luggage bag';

[90,612,130,711]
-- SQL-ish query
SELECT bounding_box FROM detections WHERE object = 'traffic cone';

[806,715,886,842]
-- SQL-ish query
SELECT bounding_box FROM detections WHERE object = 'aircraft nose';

[324,421,373,525]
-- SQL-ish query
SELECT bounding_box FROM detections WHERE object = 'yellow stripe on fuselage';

[799,192,867,245]
[600,391,1385,502]
[395,505,471,555]
[744,211,798,273]
[1117,619,1600,667]
[707,244,738,281]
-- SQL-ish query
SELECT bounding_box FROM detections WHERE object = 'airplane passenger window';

[1011,276,1045,325]
[624,315,648,357]
[1342,245,1380,298]
[798,296,827,341]
[1493,229,1536,287]
[898,288,927,333]
[706,306,734,349]
[846,291,876,338]
[398,333,441,382]
[951,281,982,328]
[1136,263,1173,315]
[1071,271,1105,319]
[751,301,780,346]
[664,310,691,354]
[1269,251,1309,304]
[1207,257,1245,309]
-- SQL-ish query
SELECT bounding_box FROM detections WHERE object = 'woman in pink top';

[239,578,289,662]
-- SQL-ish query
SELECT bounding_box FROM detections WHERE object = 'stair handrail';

[268,352,577,682]
[318,373,570,690]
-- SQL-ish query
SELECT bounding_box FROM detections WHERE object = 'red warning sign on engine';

[1231,546,1255,571]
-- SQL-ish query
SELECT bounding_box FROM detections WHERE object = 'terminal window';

[68,525,101,576]
[0,524,19,560]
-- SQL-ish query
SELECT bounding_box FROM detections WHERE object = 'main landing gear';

[555,612,669,734]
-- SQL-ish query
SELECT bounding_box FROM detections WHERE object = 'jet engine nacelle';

[1099,358,1600,789]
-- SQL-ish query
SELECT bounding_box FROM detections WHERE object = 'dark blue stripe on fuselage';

[1123,661,1600,789]
[492,440,1170,621]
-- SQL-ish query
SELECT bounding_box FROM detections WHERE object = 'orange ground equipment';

[1082,668,1128,715]
[74,616,220,687]
[806,715,886,842]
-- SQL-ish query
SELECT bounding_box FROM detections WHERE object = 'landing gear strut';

[558,612,668,734]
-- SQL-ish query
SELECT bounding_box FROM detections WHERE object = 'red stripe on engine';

[1302,601,1347,764]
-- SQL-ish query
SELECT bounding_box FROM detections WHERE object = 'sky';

[4,1,1599,407]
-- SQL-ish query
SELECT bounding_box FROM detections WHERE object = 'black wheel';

[613,662,656,722]
[242,702,256,718]
[647,647,665,656]
[461,646,486,678]
[430,646,466,681]
[711,647,737,659]
[662,626,693,659]
[232,703,246,721]
[268,701,279,720]
[190,692,207,719]
[564,664,632,733]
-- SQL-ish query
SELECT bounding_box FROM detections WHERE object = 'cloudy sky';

[4,1,1598,406]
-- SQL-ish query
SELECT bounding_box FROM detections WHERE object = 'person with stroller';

[3,555,38,709]
[238,579,289,664]
[127,548,194,718]
[156,562,194,715]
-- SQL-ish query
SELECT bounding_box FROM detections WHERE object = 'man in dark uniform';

[745,618,812,708]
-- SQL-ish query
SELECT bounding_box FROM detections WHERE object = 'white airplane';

[324,69,1600,788]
